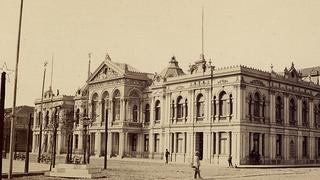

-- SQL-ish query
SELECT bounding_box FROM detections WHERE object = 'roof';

[160,56,185,78]
[114,62,141,73]
[299,66,320,77]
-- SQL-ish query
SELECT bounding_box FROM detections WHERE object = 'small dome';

[160,56,185,78]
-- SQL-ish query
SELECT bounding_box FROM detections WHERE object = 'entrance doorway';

[112,133,119,156]
[195,132,203,160]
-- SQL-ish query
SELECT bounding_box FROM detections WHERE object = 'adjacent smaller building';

[3,105,34,154]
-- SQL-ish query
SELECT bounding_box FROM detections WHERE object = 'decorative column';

[216,132,220,155]
[297,97,302,126]
[150,97,154,126]
[203,131,210,162]
[107,132,112,157]
[149,132,154,158]
[309,101,314,128]
[282,95,287,125]
[259,133,263,155]
[120,98,125,122]
[57,132,62,155]
[173,133,177,153]
[309,133,315,160]
[32,134,36,153]
[119,132,125,158]
[95,132,101,157]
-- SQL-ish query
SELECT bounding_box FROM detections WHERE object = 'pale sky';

[1,0,320,107]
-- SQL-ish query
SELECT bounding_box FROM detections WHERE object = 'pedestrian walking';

[228,155,233,167]
[192,151,202,179]
[165,149,170,163]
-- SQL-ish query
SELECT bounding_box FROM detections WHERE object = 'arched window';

[132,105,138,122]
[302,100,308,126]
[317,104,320,128]
[171,100,175,118]
[101,92,109,123]
[262,97,266,119]
[229,94,233,116]
[213,96,217,117]
[44,110,49,127]
[91,93,98,121]
[185,99,188,118]
[155,100,161,121]
[248,94,252,120]
[219,91,227,117]
[315,104,320,128]
[314,105,318,127]
[145,104,150,123]
[113,90,121,121]
[196,94,205,119]
[289,98,296,126]
[275,96,283,124]
[38,112,41,127]
[253,93,260,118]
[75,108,80,125]
[177,96,183,119]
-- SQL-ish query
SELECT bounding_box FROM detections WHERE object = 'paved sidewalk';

[1,159,49,177]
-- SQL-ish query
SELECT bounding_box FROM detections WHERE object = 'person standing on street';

[165,149,170,164]
[193,151,202,179]
[228,155,233,167]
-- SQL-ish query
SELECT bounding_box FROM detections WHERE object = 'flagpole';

[37,62,47,163]
[8,0,24,178]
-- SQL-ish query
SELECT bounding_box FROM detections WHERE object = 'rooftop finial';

[270,63,274,72]
[105,52,111,61]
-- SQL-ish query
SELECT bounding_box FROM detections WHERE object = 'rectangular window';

[219,132,227,154]
[132,134,137,151]
[213,133,216,154]
[302,136,308,157]
[75,134,79,149]
[276,134,282,157]
[176,133,183,153]
[318,138,320,157]
[154,134,160,153]
[144,134,149,152]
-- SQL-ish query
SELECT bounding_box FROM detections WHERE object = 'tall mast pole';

[8,0,24,178]
[37,61,47,163]
[50,54,54,90]
[202,7,204,56]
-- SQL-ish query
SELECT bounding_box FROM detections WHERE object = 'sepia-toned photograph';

[1,0,320,179]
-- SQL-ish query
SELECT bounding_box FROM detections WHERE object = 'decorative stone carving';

[218,79,228,84]
[250,80,265,87]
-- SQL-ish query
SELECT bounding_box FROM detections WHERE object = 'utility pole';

[37,61,48,163]
[24,113,32,173]
[0,72,6,179]
[8,0,24,178]
[104,108,108,169]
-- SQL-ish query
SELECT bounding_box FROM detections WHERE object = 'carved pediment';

[91,65,121,82]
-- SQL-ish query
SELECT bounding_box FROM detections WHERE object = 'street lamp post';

[104,109,108,169]
[81,116,91,164]
[0,72,6,178]
[24,113,32,173]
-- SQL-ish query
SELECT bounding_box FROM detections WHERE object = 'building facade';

[33,54,320,166]
[3,106,34,154]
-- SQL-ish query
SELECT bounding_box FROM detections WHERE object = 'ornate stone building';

[33,54,320,166]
